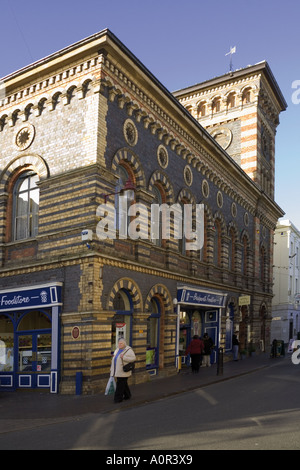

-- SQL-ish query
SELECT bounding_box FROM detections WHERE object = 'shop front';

[0,282,62,393]
[176,285,227,367]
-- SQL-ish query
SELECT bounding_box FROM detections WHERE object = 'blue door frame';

[16,329,52,389]
[0,282,62,393]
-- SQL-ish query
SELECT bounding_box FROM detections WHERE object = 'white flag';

[226,46,236,56]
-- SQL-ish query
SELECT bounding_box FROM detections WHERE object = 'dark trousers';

[114,377,131,402]
[190,354,201,372]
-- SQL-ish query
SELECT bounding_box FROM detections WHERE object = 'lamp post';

[173,297,181,372]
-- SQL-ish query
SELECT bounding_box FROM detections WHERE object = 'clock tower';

[173,61,287,199]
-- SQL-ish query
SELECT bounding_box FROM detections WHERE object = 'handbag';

[122,347,135,372]
[123,362,135,372]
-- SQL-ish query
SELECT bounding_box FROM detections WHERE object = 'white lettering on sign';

[0,295,30,306]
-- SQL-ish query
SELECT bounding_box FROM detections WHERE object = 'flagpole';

[225,46,236,72]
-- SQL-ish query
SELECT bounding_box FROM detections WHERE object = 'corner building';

[0,30,286,393]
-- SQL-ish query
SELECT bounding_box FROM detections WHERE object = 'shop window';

[0,315,14,372]
[17,310,51,331]
[13,171,39,240]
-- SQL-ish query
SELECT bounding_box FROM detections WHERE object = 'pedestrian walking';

[202,332,214,367]
[110,338,136,403]
[232,333,239,361]
[186,335,204,373]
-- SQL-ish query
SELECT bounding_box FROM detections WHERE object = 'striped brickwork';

[0,32,286,393]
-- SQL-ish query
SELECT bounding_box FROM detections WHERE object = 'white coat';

[110,346,136,378]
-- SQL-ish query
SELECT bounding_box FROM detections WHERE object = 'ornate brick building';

[0,30,286,393]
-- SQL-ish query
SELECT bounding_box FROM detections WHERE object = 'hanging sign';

[239,295,251,306]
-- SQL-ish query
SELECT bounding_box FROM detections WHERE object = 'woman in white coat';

[110,338,136,403]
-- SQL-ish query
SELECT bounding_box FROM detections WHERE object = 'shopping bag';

[105,376,116,395]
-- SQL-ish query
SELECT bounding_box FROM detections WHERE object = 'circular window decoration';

[157,144,168,169]
[217,190,223,208]
[202,179,209,198]
[123,119,138,146]
[231,202,237,218]
[184,165,193,187]
[15,124,35,150]
[244,212,249,227]
[209,126,232,150]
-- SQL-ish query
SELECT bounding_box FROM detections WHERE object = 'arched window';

[198,102,206,117]
[212,98,221,114]
[213,220,222,266]
[242,88,252,105]
[112,289,133,351]
[228,227,236,271]
[227,92,236,109]
[146,297,161,369]
[115,164,135,235]
[241,234,248,275]
[260,246,266,282]
[13,171,39,240]
[151,184,165,247]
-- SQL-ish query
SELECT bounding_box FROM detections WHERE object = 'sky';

[0,0,299,229]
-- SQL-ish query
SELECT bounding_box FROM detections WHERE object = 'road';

[0,358,299,451]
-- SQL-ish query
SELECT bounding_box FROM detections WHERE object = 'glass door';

[17,331,51,388]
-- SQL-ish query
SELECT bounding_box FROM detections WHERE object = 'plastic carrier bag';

[105,376,116,395]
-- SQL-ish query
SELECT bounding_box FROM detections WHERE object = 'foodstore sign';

[177,286,226,307]
[0,283,62,312]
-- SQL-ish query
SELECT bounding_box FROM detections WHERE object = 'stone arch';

[148,169,174,204]
[107,277,143,312]
[144,284,173,315]
[177,187,197,206]
[0,154,49,192]
[111,147,146,189]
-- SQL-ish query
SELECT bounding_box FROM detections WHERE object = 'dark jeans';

[114,377,131,402]
[191,354,201,372]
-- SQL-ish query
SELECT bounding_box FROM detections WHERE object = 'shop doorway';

[179,308,219,364]
[17,331,51,388]
[16,309,52,389]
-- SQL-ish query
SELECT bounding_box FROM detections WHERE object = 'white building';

[272,219,300,344]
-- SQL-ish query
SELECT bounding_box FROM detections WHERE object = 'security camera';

[81,229,93,242]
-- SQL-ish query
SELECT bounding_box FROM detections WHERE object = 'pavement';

[0,353,288,434]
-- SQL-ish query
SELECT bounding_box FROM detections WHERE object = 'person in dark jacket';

[202,333,214,367]
[232,333,240,361]
[186,335,204,373]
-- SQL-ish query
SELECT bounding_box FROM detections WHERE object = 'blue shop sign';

[0,282,62,312]
[177,286,226,307]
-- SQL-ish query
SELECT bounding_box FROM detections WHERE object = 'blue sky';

[1,0,299,229]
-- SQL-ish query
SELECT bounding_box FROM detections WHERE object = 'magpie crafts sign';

[0,283,62,312]
[177,286,226,307]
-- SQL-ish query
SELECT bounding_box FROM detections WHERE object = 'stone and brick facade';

[0,30,286,394]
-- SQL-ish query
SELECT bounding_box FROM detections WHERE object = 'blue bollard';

[75,372,82,395]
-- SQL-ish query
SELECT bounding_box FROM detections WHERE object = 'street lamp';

[103,178,136,203]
